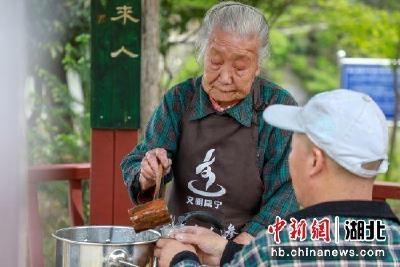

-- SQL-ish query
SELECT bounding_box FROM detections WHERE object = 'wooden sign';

[91,0,141,129]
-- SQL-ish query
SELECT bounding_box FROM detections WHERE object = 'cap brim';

[263,105,305,133]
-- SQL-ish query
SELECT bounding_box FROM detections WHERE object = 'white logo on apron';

[187,148,226,197]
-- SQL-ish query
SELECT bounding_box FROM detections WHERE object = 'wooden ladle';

[128,165,171,232]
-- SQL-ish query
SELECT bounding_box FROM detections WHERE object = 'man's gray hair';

[196,1,269,65]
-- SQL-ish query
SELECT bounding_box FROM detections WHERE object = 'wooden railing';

[372,181,400,200]
[28,163,90,267]
[27,163,400,267]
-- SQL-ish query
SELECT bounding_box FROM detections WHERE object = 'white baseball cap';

[263,89,389,178]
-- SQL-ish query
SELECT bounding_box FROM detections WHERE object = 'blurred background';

[18,0,400,266]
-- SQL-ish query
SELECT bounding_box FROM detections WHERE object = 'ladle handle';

[153,164,163,200]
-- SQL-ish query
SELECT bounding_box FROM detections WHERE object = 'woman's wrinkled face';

[202,28,260,108]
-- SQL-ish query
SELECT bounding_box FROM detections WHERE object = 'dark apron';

[167,78,265,238]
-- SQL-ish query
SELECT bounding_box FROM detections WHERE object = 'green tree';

[27,0,90,165]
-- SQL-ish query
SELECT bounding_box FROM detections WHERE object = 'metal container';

[52,226,160,267]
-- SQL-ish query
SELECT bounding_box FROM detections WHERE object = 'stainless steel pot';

[53,212,224,267]
[52,226,160,267]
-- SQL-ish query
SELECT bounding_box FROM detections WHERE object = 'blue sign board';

[340,58,399,120]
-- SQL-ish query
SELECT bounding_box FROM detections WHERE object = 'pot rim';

[52,225,160,246]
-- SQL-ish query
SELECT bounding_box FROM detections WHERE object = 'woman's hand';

[139,148,172,191]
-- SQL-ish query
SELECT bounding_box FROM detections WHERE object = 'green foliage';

[321,0,400,59]
[164,56,203,89]
[268,30,291,66]
[288,54,338,94]
[27,0,91,164]
[27,69,90,164]
[63,34,91,80]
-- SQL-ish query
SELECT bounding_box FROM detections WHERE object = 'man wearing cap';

[154,89,400,266]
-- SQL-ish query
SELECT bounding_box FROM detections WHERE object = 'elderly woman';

[121,1,297,244]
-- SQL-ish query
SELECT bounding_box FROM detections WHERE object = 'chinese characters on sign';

[267,217,387,244]
[110,5,140,59]
[110,46,138,58]
[91,0,141,129]
[111,5,139,24]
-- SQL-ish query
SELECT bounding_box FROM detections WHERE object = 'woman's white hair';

[196,1,269,65]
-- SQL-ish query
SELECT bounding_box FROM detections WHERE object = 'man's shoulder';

[257,77,297,107]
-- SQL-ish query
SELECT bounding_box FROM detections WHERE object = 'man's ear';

[310,147,324,177]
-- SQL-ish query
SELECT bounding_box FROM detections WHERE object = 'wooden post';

[141,0,161,130]
[90,130,138,225]
[69,179,85,225]
[90,0,142,225]
[90,0,161,225]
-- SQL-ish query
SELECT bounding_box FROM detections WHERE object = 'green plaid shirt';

[120,76,298,236]
[173,201,400,266]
